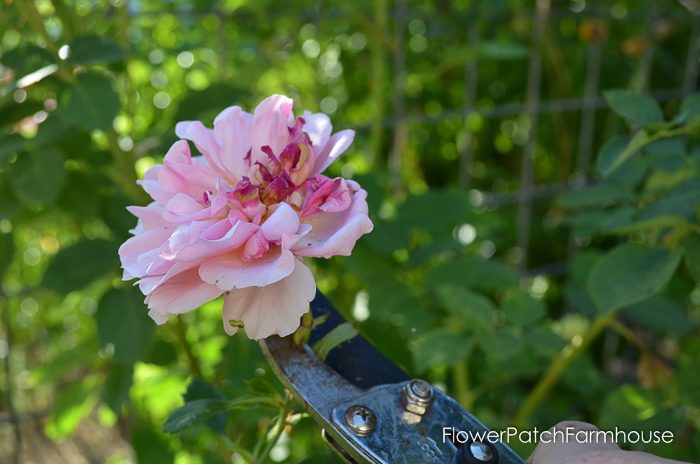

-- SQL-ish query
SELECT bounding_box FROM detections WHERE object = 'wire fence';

[375,1,700,272]
[120,0,700,273]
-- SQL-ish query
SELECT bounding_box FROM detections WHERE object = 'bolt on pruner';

[260,291,527,464]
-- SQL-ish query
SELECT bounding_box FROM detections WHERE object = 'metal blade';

[260,290,527,464]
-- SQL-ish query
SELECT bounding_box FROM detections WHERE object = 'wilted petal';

[242,229,269,260]
[301,177,352,217]
[294,186,373,258]
[220,259,315,338]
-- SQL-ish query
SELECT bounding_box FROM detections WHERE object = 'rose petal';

[302,111,332,149]
[260,202,300,241]
[175,120,224,172]
[127,203,167,232]
[242,229,269,260]
[313,129,355,174]
[159,140,218,197]
[250,94,294,165]
[119,227,172,278]
[163,193,209,223]
[199,245,295,291]
[167,219,258,261]
[213,105,253,179]
[145,268,223,324]
[220,259,315,338]
[294,186,373,258]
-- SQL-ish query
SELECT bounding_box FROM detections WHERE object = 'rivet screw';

[344,405,376,436]
[400,379,435,415]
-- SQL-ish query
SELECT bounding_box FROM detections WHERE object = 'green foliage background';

[1,0,700,462]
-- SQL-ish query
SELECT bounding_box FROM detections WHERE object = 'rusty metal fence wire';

[124,0,700,274]
[383,0,699,274]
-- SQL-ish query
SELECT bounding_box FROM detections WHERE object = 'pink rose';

[119,95,373,339]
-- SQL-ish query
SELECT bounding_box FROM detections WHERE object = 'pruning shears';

[260,291,527,464]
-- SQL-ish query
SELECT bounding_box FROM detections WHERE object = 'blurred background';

[1,0,700,462]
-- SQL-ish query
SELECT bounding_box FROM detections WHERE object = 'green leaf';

[103,363,133,413]
[563,207,636,238]
[502,290,545,326]
[144,336,178,366]
[10,148,66,207]
[45,380,99,440]
[570,251,602,285]
[636,179,700,224]
[604,89,664,126]
[556,183,634,209]
[610,216,690,236]
[97,286,154,364]
[595,136,648,184]
[424,255,518,292]
[163,400,230,433]
[0,229,14,280]
[477,329,523,358]
[645,137,686,171]
[410,329,472,372]
[0,134,26,165]
[132,426,175,464]
[174,83,244,122]
[0,44,55,78]
[561,355,609,397]
[163,396,275,434]
[372,190,473,247]
[476,41,529,60]
[65,34,126,65]
[312,322,359,360]
[685,233,700,282]
[31,342,98,384]
[525,327,567,357]
[99,194,135,239]
[586,244,681,314]
[675,362,700,409]
[59,72,120,131]
[622,296,694,334]
[680,93,700,121]
[183,378,227,434]
[599,129,649,177]
[344,247,436,334]
[360,318,414,373]
[185,378,226,404]
[598,385,676,431]
[435,284,495,330]
[0,100,45,130]
[42,239,119,293]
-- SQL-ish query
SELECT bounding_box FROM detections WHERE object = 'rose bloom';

[119,95,373,339]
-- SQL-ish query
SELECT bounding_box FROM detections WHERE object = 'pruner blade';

[260,290,526,464]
